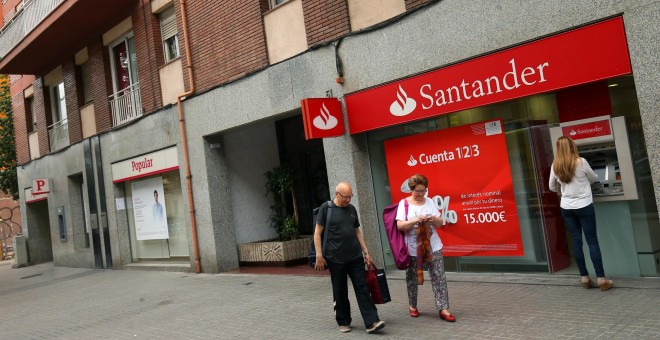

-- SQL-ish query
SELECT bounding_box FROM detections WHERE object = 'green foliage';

[0,75,18,200]
[264,164,298,241]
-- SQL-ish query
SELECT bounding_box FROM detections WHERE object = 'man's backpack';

[308,201,332,269]
[382,199,410,270]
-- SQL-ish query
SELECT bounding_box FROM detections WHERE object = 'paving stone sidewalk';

[1,261,659,339]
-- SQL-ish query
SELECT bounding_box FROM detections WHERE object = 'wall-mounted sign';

[345,17,630,134]
[384,119,523,256]
[25,187,47,203]
[301,98,345,139]
[112,146,179,183]
[560,115,613,145]
[31,178,50,195]
[131,176,169,240]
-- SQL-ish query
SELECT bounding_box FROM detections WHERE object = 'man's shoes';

[339,325,352,333]
[366,320,385,334]
[439,310,456,322]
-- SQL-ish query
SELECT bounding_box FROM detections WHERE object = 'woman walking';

[396,174,455,322]
[549,136,614,291]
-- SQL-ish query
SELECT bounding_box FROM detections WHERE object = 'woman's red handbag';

[366,264,391,304]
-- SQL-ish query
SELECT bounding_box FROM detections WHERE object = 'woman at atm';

[549,136,614,291]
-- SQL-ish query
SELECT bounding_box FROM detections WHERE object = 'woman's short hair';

[408,174,428,190]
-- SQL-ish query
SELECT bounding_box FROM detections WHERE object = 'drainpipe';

[176,0,200,273]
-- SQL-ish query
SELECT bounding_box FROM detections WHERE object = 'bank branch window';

[124,171,188,261]
[369,75,658,276]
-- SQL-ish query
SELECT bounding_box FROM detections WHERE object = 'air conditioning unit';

[13,235,28,268]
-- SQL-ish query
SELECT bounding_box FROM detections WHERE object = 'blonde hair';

[553,136,580,183]
[408,174,428,190]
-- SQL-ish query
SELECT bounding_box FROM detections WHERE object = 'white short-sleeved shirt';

[549,157,598,210]
[395,197,443,253]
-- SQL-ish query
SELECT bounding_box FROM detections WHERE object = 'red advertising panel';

[301,98,345,139]
[346,17,630,134]
[384,119,523,256]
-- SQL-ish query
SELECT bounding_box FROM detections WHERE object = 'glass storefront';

[368,75,659,276]
[124,171,189,261]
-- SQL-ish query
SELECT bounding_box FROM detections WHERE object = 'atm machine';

[549,115,642,277]
[549,115,638,202]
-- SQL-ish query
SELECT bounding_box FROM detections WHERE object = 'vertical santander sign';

[345,17,631,134]
[384,119,523,256]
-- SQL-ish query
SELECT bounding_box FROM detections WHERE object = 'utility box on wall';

[13,235,28,268]
[57,206,66,241]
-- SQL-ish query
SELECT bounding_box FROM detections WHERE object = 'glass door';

[110,35,138,94]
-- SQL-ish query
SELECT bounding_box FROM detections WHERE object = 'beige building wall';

[159,59,185,106]
[348,0,406,31]
[28,132,39,160]
[263,0,308,64]
[102,17,133,46]
[80,104,96,139]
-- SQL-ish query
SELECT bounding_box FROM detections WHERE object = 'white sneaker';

[366,320,385,334]
[339,325,352,333]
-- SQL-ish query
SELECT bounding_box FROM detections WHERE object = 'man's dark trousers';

[328,256,379,327]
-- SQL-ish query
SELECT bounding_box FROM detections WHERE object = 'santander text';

[420,58,549,110]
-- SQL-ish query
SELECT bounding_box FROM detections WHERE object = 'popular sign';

[301,98,345,139]
[31,178,50,194]
[25,187,47,203]
[346,17,631,134]
[112,146,179,183]
[384,119,523,256]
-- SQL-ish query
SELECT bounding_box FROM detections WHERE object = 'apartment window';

[80,61,93,104]
[25,95,36,133]
[270,0,288,8]
[50,82,67,123]
[160,6,179,63]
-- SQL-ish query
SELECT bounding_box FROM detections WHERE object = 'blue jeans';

[561,204,605,277]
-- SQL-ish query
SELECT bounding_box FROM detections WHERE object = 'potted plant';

[264,163,299,241]
[237,164,310,265]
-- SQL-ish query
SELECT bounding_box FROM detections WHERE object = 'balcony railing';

[47,118,69,151]
[0,0,65,58]
[109,82,143,126]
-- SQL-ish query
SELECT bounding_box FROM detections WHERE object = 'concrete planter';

[238,237,311,266]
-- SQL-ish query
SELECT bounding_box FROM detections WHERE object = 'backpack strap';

[321,200,332,258]
[402,198,409,221]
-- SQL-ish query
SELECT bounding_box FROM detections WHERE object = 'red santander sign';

[561,117,612,141]
[301,98,345,139]
[345,17,631,134]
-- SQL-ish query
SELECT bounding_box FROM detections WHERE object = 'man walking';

[314,182,385,334]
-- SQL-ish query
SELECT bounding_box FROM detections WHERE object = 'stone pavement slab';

[1,261,659,339]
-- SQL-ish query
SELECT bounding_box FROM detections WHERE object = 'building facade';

[1,0,658,276]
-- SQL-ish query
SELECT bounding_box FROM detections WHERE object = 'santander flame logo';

[389,85,417,116]
[569,129,577,136]
[406,155,417,167]
[312,103,338,130]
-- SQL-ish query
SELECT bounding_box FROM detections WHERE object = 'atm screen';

[593,166,607,181]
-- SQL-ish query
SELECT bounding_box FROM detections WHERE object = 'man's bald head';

[334,182,353,207]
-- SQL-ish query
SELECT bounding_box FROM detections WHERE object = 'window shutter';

[160,7,177,40]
